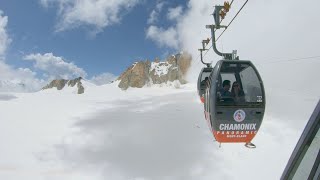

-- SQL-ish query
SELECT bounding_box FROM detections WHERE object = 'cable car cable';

[256,55,320,65]
[194,0,235,66]
[254,55,320,96]
[216,0,249,42]
[215,0,234,33]
[201,0,248,59]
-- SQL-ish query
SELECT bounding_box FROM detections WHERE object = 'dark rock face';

[117,52,192,90]
[77,81,84,94]
[42,77,85,94]
[118,61,150,89]
[68,77,82,87]
[42,79,68,90]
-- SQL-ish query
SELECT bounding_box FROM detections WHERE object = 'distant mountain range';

[42,77,85,94]
[0,52,192,93]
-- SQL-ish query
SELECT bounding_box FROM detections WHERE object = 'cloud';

[39,0,50,8]
[90,72,117,85]
[0,11,116,91]
[145,4,184,50]
[147,10,158,24]
[145,0,320,98]
[24,53,87,80]
[0,61,45,92]
[155,1,165,10]
[167,6,183,21]
[0,11,42,92]
[0,10,11,60]
[0,62,34,80]
[147,1,165,24]
[146,25,179,49]
[39,0,141,33]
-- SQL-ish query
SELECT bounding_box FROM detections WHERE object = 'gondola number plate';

[257,96,263,102]
[234,109,246,122]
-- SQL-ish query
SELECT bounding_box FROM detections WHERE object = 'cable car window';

[221,73,236,86]
[216,73,236,104]
[216,62,264,106]
[201,72,211,81]
[239,66,263,103]
[292,126,320,180]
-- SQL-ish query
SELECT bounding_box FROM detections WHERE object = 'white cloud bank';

[24,53,87,80]
[40,0,141,33]
[146,0,320,96]
[23,53,117,86]
[0,61,45,92]
[0,10,11,60]
[0,11,44,92]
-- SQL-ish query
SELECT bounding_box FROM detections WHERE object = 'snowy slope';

[0,83,318,180]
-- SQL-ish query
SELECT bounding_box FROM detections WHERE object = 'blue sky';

[0,0,187,79]
[0,0,319,93]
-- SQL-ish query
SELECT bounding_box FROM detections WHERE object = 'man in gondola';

[218,80,232,101]
[201,77,209,87]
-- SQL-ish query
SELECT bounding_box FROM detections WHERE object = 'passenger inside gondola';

[218,80,232,102]
[201,77,209,87]
[231,81,245,103]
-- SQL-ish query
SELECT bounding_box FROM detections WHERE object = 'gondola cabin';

[204,60,265,144]
[197,67,213,103]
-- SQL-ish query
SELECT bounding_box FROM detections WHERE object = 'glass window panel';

[216,62,264,106]
[292,127,320,180]
[216,73,235,104]
[240,66,263,103]
[201,71,211,81]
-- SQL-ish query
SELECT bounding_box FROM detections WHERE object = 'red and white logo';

[233,109,246,122]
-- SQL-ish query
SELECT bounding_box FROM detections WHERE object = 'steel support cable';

[255,55,320,97]
[216,0,248,42]
[256,55,320,65]
[216,0,235,33]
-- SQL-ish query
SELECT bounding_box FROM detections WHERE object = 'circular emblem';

[233,109,246,122]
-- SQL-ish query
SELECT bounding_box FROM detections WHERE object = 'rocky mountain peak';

[117,52,192,90]
[42,77,84,94]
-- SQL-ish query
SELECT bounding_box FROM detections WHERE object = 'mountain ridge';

[42,77,85,94]
[0,52,192,93]
[117,52,192,90]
